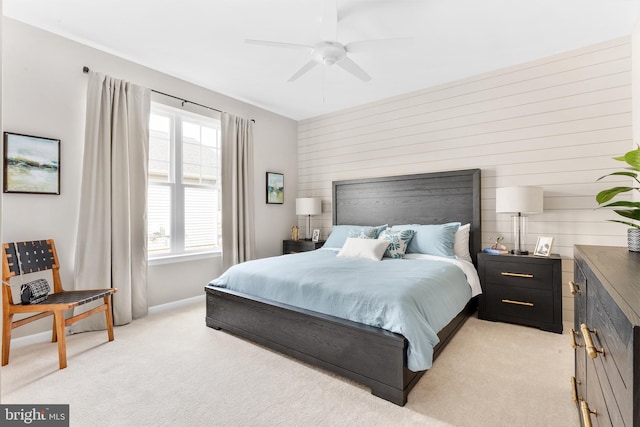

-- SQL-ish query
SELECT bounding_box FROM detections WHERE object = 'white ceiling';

[4,0,640,121]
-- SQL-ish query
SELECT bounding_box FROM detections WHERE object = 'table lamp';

[496,186,543,255]
[296,197,321,240]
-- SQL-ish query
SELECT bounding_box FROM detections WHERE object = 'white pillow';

[454,223,472,262]
[337,237,390,261]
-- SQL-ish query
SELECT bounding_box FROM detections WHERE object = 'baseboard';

[148,294,205,314]
[9,294,206,349]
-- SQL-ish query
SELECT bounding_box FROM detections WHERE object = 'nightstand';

[283,239,325,254]
[477,252,562,333]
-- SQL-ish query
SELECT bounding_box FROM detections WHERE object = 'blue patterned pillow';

[392,222,460,258]
[378,229,416,259]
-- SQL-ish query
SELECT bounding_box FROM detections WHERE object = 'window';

[148,103,221,258]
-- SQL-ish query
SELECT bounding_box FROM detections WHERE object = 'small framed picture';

[3,132,60,195]
[533,236,554,257]
[266,172,284,204]
[311,229,320,242]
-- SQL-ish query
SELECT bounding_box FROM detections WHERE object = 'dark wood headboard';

[332,169,481,265]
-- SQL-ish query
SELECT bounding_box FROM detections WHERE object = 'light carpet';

[0,300,579,426]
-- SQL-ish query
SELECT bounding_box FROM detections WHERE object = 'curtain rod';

[82,66,255,122]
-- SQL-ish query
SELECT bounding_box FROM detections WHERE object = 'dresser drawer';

[483,283,553,324]
[585,360,614,427]
[585,282,634,426]
[572,263,588,406]
[484,260,553,291]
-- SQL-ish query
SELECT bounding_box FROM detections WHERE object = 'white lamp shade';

[496,186,543,214]
[296,198,321,216]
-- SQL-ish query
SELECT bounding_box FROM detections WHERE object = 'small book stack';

[482,248,509,255]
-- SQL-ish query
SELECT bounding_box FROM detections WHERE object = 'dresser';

[478,252,563,333]
[282,239,325,254]
[571,245,639,427]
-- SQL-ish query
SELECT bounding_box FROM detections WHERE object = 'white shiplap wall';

[297,37,634,322]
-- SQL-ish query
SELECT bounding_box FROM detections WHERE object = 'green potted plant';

[596,145,640,252]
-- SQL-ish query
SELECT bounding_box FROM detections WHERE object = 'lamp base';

[510,214,529,256]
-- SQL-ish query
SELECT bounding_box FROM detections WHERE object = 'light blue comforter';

[207,249,472,371]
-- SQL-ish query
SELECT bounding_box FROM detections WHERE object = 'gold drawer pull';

[580,400,597,427]
[568,281,582,295]
[501,299,534,307]
[580,323,605,359]
[501,272,534,278]
[570,329,582,349]
[570,377,580,404]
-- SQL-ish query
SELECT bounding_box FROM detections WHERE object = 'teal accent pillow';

[392,222,461,257]
[378,229,416,259]
[323,224,388,249]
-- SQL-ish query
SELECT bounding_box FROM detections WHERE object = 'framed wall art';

[266,172,284,204]
[3,132,60,195]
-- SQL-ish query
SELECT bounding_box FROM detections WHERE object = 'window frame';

[148,101,222,263]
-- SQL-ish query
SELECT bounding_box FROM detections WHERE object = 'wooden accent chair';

[1,239,117,369]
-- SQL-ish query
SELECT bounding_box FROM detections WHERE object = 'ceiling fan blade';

[321,0,338,41]
[345,37,413,54]
[336,56,371,82]
[288,59,319,82]
[245,39,313,51]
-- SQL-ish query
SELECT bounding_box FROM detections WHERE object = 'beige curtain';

[72,71,150,332]
[221,113,255,270]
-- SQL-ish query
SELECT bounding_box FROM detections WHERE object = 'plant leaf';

[596,171,638,181]
[596,187,635,204]
[624,148,640,170]
[613,209,640,221]
[601,201,640,208]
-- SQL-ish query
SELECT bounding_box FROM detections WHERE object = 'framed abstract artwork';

[3,132,60,195]
[266,172,284,204]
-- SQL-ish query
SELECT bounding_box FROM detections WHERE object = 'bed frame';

[205,169,481,405]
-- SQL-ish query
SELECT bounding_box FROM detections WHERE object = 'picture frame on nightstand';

[311,229,320,242]
[533,236,554,257]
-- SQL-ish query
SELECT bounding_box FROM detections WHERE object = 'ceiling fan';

[246,0,401,83]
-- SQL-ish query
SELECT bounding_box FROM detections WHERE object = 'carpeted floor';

[0,300,579,426]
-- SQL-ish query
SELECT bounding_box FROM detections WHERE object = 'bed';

[205,168,481,405]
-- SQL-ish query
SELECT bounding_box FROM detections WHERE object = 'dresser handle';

[501,299,534,307]
[501,272,534,278]
[570,329,582,349]
[580,323,605,359]
[570,377,580,404]
[580,400,597,427]
[568,281,582,295]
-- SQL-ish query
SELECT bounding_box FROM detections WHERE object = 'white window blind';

[148,103,221,258]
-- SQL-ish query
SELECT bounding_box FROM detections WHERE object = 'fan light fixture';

[244,0,411,84]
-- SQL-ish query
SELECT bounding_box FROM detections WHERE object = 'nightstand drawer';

[282,240,325,254]
[483,283,553,324]
[286,241,312,253]
[484,260,552,290]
